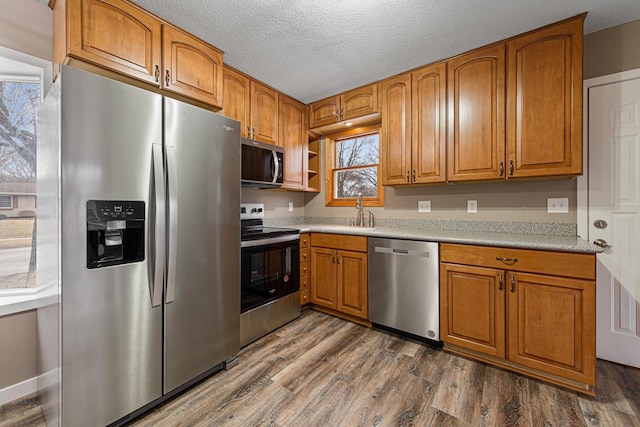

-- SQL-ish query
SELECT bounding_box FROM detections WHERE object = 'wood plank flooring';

[2,309,640,426]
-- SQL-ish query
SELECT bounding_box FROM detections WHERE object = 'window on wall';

[0,195,13,209]
[325,124,384,207]
[0,51,43,294]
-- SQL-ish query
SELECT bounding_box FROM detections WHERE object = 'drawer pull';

[496,256,518,263]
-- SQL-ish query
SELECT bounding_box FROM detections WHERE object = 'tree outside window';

[325,124,384,207]
[0,63,41,292]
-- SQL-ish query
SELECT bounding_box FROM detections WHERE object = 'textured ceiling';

[130,0,640,104]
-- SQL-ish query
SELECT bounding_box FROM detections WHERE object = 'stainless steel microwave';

[241,138,284,188]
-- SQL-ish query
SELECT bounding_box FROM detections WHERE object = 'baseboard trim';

[0,374,43,406]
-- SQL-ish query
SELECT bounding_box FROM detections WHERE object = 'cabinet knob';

[154,65,160,83]
[406,170,410,183]
[510,274,516,292]
[412,169,416,182]
[499,161,504,177]
[165,69,170,86]
[509,160,514,176]
[498,272,503,290]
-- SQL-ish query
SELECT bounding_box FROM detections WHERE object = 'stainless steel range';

[240,203,300,347]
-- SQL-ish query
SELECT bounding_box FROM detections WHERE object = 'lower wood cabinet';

[310,234,368,321]
[440,243,596,394]
[299,233,310,306]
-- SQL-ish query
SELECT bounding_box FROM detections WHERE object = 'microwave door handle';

[165,145,178,304]
[151,144,165,307]
[272,150,279,184]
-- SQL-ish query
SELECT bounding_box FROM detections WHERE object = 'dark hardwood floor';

[2,310,640,426]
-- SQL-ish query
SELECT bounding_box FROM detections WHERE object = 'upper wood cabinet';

[507,17,584,178]
[279,95,307,190]
[161,24,223,108]
[250,81,279,145]
[309,84,380,132]
[412,63,447,184]
[221,67,251,138]
[59,0,162,85]
[381,63,447,185]
[53,0,224,109]
[447,44,506,182]
[221,67,279,144]
[381,73,411,185]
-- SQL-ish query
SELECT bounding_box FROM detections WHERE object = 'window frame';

[325,124,384,207]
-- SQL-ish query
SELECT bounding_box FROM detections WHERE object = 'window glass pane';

[0,78,40,291]
[336,133,379,168]
[334,167,377,198]
[0,195,12,208]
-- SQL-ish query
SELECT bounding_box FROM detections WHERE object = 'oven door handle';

[241,234,300,248]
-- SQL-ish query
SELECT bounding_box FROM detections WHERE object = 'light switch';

[288,202,294,212]
[467,200,477,214]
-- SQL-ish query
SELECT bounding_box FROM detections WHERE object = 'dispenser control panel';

[87,200,145,269]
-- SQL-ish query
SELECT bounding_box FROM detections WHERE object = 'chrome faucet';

[355,192,365,226]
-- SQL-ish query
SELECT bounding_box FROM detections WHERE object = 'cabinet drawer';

[300,289,310,305]
[300,233,310,248]
[311,233,367,252]
[300,261,309,277]
[440,243,595,280]
[300,247,309,263]
[300,275,309,291]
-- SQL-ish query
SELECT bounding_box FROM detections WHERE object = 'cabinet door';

[507,272,595,386]
[412,62,447,184]
[311,247,336,309]
[336,250,368,320]
[447,44,506,182]
[162,24,223,108]
[68,0,162,85]
[279,95,306,190]
[250,82,279,145]
[507,17,583,178]
[341,84,379,121]
[309,96,341,129]
[221,67,250,137]
[381,74,412,185]
[440,263,506,358]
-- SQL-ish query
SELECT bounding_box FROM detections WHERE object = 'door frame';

[577,67,640,239]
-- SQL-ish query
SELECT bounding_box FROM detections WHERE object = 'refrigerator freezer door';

[59,67,163,426]
[163,98,241,393]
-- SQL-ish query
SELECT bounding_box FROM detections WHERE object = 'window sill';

[0,290,37,316]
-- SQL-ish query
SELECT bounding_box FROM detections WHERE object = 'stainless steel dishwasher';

[368,238,440,342]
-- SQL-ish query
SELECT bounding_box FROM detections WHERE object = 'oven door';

[240,235,300,313]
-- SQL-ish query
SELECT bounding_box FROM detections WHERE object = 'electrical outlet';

[288,202,294,212]
[547,197,569,213]
[467,200,477,214]
[418,200,431,213]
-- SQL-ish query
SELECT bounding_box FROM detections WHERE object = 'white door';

[585,73,640,367]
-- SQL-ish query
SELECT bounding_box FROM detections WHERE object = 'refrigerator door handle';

[151,144,166,307]
[165,145,178,304]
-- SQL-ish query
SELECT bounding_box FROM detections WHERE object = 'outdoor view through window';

[0,55,41,293]
[334,132,379,198]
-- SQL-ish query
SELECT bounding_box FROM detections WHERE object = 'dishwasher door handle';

[374,246,430,257]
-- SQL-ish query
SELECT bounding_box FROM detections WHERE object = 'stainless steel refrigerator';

[36,66,240,427]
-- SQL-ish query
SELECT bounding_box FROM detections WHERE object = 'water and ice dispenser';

[86,200,145,269]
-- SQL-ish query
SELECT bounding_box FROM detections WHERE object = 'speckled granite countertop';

[279,224,600,254]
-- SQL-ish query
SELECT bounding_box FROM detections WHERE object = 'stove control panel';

[240,203,265,220]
